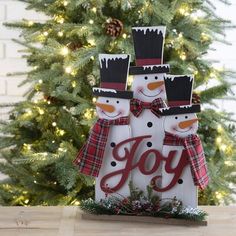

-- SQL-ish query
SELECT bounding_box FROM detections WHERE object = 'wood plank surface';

[0,206,235,236]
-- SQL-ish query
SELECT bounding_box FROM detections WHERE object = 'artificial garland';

[80,182,207,222]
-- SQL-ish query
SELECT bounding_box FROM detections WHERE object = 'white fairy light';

[60,46,69,56]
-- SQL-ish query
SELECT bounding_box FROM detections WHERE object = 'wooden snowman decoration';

[129,26,170,196]
[73,54,133,201]
[160,75,209,208]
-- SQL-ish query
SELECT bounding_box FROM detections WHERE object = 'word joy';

[100,135,189,193]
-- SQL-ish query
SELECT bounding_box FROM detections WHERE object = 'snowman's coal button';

[147,122,153,128]
[147,142,152,147]
[110,142,116,147]
[178,179,183,184]
[111,161,116,167]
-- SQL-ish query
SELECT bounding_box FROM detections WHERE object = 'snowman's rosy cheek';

[118,109,125,115]
[136,86,144,92]
[171,125,178,131]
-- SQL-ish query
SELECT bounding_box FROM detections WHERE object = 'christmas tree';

[0,0,235,206]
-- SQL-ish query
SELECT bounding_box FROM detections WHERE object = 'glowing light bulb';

[52,122,57,127]
[90,56,95,60]
[89,19,94,24]
[180,52,186,60]
[63,1,68,6]
[60,46,69,56]
[91,7,97,13]
[216,136,222,144]
[92,97,97,103]
[71,81,76,88]
[28,21,34,26]
[220,144,227,152]
[217,124,223,133]
[43,31,49,36]
[39,79,43,84]
[88,38,96,46]
[65,66,72,74]
[38,108,44,115]
[58,31,64,37]
[122,33,127,39]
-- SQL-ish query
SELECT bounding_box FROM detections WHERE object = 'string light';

[55,15,65,24]
[92,97,97,103]
[38,108,44,115]
[84,109,94,119]
[215,191,223,200]
[201,32,210,42]
[52,122,57,127]
[179,51,186,60]
[65,66,72,74]
[56,128,66,136]
[90,56,95,60]
[88,38,96,46]
[178,32,183,38]
[63,0,68,6]
[217,124,223,133]
[89,19,94,24]
[179,7,190,16]
[38,79,43,84]
[23,143,31,150]
[220,144,227,152]
[60,46,69,56]
[58,31,64,37]
[122,33,127,39]
[128,75,134,86]
[225,160,234,166]
[43,31,49,36]
[26,109,32,115]
[91,7,97,13]
[71,81,76,88]
[216,136,222,145]
[28,21,34,26]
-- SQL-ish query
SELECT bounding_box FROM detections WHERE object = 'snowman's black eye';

[185,116,188,119]
[155,76,158,80]
[116,101,119,104]
[106,100,109,103]
[175,117,178,119]
[144,76,148,80]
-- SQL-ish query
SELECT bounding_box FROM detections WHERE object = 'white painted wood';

[130,73,167,198]
[161,113,199,208]
[95,96,132,201]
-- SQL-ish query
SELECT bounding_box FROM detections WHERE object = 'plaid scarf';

[164,132,209,190]
[73,116,129,177]
[130,98,166,117]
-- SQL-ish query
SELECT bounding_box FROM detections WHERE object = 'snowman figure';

[160,75,209,208]
[129,26,170,196]
[73,54,133,201]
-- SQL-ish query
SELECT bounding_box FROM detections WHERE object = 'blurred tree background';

[0,0,235,206]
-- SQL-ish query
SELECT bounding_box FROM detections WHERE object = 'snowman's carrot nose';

[147,81,164,90]
[178,118,198,129]
[96,103,115,113]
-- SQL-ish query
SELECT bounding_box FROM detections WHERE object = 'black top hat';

[160,75,201,116]
[129,26,170,75]
[93,54,133,99]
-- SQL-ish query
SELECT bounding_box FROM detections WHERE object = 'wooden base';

[81,213,208,226]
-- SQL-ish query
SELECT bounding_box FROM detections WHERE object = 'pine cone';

[67,42,82,51]
[105,18,123,37]
[192,93,201,104]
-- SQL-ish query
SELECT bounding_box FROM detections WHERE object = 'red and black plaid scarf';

[73,117,129,177]
[164,132,209,190]
[130,98,166,117]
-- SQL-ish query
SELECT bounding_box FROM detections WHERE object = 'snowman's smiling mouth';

[139,89,163,97]
[174,127,192,133]
[102,111,121,118]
